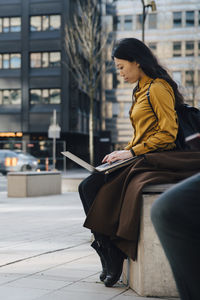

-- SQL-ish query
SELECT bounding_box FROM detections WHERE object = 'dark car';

[0,150,38,175]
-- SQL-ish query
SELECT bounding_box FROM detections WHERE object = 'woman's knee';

[78,179,85,194]
[78,177,90,197]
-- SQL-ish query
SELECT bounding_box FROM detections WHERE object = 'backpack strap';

[146,80,158,122]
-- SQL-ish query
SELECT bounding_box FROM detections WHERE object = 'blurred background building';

[0,0,104,169]
[0,0,200,170]
[103,0,200,149]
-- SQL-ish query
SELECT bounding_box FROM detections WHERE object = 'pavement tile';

[60,281,128,296]
[35,290,113,300]
[5,276,71,290]
[0,286,49,300]
[0,273,27,285]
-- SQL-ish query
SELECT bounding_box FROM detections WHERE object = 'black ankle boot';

[91,240,108,281]
[104,243,126,287]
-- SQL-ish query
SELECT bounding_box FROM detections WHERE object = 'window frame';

[173,42,182,57]
[185,41,194,57]
[0,89,21,105]
[30,51,61,69]
[0,53,21,69]
[124,15,133,31]
[173,11,182,28]
[148,13,157,29]
[30,14,61,32]
[0,17,21,33]
[185,11,194,27]
[30,88,61,105]
[185,70,195,87]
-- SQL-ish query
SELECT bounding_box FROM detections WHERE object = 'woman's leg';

[78,172,105,215]
[151,173,200,300]
[78,172,126,286]
[79,172,110,281]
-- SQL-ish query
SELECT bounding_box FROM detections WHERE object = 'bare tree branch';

[64,0,110,164]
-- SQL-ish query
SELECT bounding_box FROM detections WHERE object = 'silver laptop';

[61,151,137,174]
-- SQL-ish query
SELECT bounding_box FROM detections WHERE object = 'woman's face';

[114,57,143,84]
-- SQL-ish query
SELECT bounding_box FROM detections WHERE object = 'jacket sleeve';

[131,82,178,156]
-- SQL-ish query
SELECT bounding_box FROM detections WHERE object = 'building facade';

[104,0,200,148]
[0,0,103,167]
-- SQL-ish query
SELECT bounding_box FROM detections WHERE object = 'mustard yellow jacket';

[125,75,178,155]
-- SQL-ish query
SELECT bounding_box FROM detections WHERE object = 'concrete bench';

[122,184,179,298]
[62,170,90,192]
[7,171,61,197]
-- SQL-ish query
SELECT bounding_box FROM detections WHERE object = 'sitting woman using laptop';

[78,38,200,288]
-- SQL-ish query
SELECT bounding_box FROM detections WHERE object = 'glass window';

[0,91,2,105]
[49,15,61,30]
[172,71,182,86]
[0,90,21,105]
[30,52,61,68]
[30,53,41,68]
[124,15,132,31]
[186,41,194,57]
[185,70,194,86]
[30,89,42,104]
[0,54,2,69]
[10,54,21,69]
[30,89,61,104]
[3,90,10,104]
[42,52,48,68]
[10,17,21,32]
[42,89,49,104]
[113,16,121,31]
[173,12,182,28]
[30,16,41,31]
[149,14,157,29]
[136,14,143,30]
[3,54,9,69]
[49,52,61,67]
[112,102,119,117]
[49,89,61,104]
[173,42,182,57]
[0,19,2,33]
[186,11,194,27]
[10,90,21,105]
[30,15,60,31]
[3,18,10,33]
[42,16,49,31]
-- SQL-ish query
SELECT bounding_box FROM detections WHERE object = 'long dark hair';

[112,38,184,107]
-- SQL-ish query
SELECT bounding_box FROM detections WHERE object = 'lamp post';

[141,0,156,42]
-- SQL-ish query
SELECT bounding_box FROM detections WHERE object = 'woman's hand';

[102,150,133,164]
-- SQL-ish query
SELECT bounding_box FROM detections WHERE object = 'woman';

[78,38,198,288]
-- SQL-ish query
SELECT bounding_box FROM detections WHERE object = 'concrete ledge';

[7,171,61,197]
[122,184,179,298]
[62,177,84,192]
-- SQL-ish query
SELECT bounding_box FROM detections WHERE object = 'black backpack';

[175,104,200,149]
[147,83,200,150]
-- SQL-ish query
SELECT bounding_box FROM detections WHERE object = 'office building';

[0,0,102,166]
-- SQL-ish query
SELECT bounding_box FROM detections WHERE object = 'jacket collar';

[138,74,153,89]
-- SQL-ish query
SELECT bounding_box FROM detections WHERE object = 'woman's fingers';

[102,151,118,163]
[102,150,132,164]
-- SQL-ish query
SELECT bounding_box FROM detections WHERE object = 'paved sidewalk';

[0,190,178,300]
